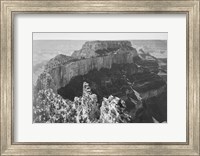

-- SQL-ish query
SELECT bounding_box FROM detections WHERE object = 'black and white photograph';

[33,33,167,123]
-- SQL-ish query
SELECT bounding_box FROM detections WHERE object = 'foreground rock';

[33,82,137,123]
[99,95,132,123]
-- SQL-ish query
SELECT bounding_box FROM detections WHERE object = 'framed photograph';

[1,0,199,155]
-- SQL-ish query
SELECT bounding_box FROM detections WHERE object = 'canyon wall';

[48,50,138,90]
[35,41,166,103]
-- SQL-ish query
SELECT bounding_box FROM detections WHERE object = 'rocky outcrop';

[33,88,76,123]
[99,95,132,123]
[71,40,134,59]
[33,81,142,123]
[74,82,100,123]
[44,54,75,71]
[47,50,138,90]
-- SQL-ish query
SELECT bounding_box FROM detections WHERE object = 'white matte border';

[33,32,168,40]
[14,14,186,142]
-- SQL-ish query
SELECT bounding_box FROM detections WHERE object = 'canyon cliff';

[45,50,138,90]
[34,40,167,122]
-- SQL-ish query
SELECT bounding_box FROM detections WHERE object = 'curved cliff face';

[48,50,138,90]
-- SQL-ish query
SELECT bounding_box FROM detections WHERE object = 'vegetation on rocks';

[33,82,132,123]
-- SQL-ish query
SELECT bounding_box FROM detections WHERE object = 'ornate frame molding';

[1,0,199,155]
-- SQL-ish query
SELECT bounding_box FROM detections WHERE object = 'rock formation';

[99,95,131,123]
[74,82,100,123]
[34,40,167,123]
[33,81,134,123]
[43,45,138,90]
[71,40,134,59]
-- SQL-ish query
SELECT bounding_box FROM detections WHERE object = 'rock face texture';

[34,40,167,123]
[99,95,132,123]
[43,41,138,90]
[33,81,134,123]
[71,40,134,59]
[44,54,75,71]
